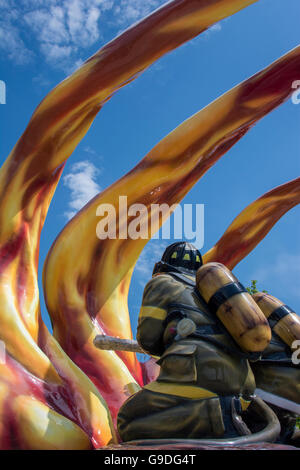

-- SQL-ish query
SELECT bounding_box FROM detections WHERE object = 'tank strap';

[188,332,262,362]
[207,281,247,315]
[194,324,223,335]
[267,304,295,328]
[168,302,204,315]
[194,289,262,361]
[164,303,223,335]
[165,281,260,361]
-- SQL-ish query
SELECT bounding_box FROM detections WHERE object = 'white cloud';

[114,0,163,24]
[208,23,222,33]
[135,240,168,284]
[83,146,97,156]
[189,21,222,47]
[24,6,69,45]
[0,0,165,68]
[42,43,73,61]
[32,73,51,88]
[63,160,101,220]
[0,19,33,64]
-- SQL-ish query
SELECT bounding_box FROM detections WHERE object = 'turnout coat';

[117,271,256,442]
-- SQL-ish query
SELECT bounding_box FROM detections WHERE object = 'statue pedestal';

[101,440,299,451]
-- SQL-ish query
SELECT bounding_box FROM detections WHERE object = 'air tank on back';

[196,262,271,353]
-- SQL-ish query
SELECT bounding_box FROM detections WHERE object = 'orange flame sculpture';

[203,177,300,269]
[0,0,299,449]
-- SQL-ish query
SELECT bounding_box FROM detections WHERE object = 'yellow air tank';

[252,292,300,348]
[196,262,271,353]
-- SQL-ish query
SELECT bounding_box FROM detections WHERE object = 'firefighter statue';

[117,242,287,443]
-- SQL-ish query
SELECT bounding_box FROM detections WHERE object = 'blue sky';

[0,0,299,336]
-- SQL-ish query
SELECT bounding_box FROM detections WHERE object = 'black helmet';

[153,242,203,276]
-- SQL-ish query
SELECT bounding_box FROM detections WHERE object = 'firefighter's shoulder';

[143,273,181,296]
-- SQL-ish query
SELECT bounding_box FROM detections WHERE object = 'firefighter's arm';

[137,274,184,356]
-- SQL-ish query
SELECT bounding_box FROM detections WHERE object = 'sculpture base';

[102,440,299,451]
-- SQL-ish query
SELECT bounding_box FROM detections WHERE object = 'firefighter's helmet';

[153,242,203,276]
